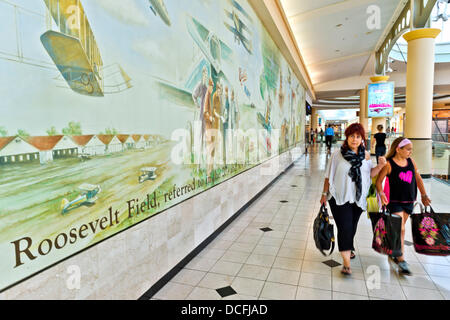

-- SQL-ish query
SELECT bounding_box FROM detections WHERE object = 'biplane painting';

[0,0,305,291]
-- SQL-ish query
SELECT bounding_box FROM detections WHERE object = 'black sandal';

[350,251,356,259]
[341,266,352,275]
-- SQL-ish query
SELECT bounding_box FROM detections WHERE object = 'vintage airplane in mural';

[224,0,253,54]
[153,15,235,110]
[39,0,134,97]
[139,167,157,183]
[0,0,132,97]
[61,183,102,214]
[186,15,233,76]
[148,0,171,26]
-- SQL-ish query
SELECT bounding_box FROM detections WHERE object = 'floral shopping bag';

[411,205,450,256]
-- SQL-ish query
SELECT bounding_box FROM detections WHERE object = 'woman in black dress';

[374,124,386,164]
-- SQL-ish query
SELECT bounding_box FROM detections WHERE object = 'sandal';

[341,266,352,275]
[350,251,356,259]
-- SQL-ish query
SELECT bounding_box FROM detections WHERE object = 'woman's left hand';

[422,195,432,207]
[378,156,386,167]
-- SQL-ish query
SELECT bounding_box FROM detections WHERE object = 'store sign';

[367,82,394,118]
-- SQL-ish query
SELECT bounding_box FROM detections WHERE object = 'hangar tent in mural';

[0,0,305,291]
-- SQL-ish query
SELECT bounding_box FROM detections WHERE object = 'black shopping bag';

[411,205,450,256]
[313,204,335,256]
[369,207,402,257]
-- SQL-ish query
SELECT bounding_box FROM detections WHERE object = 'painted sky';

[0,0,270,138]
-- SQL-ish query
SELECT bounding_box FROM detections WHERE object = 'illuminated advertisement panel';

[367,82,394,118]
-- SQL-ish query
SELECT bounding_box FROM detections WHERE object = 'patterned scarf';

[341,145,366,201]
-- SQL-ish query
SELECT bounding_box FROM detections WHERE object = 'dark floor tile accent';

[291,185,298,187]
[322,259,341,268]
[260,227,273,232]
[280,200,289,203]
[216,286,237,298]
[404,240,413,246]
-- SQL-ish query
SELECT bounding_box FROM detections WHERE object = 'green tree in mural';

[100,128,118,135]
[0,126,7,137]
[46,126,59,136]
[17,129,30,138]
[62,122,82,136]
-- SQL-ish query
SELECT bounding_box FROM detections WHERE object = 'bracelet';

[322,192,328,196]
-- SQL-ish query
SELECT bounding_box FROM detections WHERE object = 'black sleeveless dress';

[387,158,417,214]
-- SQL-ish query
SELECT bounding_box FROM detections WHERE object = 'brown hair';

[342,123,366,151]
[386,136,407,159]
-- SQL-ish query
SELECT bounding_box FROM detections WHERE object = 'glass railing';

[432,141,450,182]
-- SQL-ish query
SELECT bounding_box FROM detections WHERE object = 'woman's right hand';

[320,195,327,206]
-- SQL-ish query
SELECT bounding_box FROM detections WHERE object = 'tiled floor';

[152,144,450,300]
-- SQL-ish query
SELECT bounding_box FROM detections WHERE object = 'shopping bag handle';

[413,201,424,215]
[381,205,391,215]
[424,206,435,214]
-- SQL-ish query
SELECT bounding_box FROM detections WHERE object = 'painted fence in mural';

[0,0,306,291]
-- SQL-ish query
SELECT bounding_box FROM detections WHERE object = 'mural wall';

[0,0,306,291]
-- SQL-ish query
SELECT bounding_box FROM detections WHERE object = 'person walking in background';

[376,137,431,275]
[320,123,386,275]
[310,128,315,145]
[325,124,334,153]
[320,128,324,143]
[374,124,387,164]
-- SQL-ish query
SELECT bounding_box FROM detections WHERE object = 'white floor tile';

[267,268,300,285]
[332,277,368,296]
[171,269,206,287]
[209,261,243,276]
[367,283,406,300]
[299,272,332,290]
[332,292,369,300]
[185,257,217,272]
[186,287,221,300]
[272,256,303,272]
[246,253,276,267]
[398,274,438,289]
[402,286,444,300]
[259,282,297,300]
[296,287,332,300]
[231,277,265,297]
[237,264,271,281]
[197,273,234,290]
[220,250,251,264]
[154,282,194,300]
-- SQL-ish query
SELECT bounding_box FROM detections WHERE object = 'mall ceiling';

[279,0,450,108]
[279,0,406,85]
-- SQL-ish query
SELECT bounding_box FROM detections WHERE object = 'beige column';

[359,88,368,136]
[403,28,441,177]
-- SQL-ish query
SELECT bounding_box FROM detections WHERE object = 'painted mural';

[0,0,305,291]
